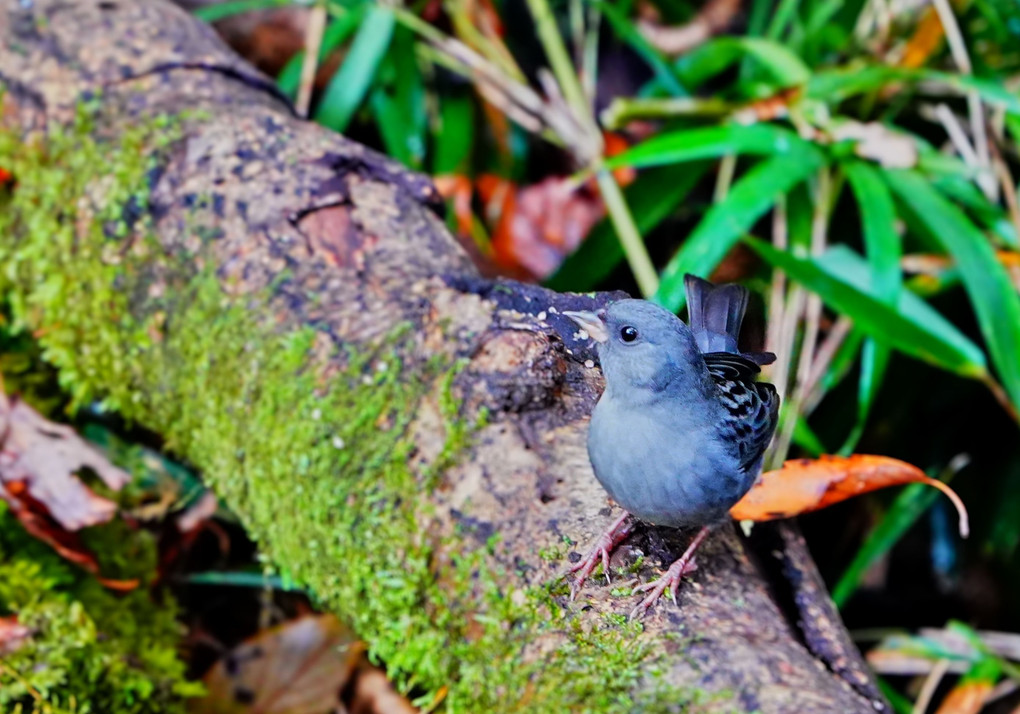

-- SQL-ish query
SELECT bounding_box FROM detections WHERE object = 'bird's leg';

[629,526,711,619]
[568,511,634,600]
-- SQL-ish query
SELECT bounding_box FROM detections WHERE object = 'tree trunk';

[0,1,886,711]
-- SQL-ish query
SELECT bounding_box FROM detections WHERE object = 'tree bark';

[0,1,886,711]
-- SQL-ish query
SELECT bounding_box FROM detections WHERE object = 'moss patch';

[0,103,707,712]
[0,503,204,713]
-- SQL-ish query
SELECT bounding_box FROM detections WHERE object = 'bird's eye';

[620,326,638,343]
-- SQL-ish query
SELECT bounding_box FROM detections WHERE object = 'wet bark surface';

[0,1,885,710]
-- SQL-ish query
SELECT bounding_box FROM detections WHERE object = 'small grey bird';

[564,275,779,617]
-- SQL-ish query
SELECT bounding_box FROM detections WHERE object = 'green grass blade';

[605,124,815,170]
[816,246,986,370]
[654,149,826,311]
[277,9,365,98]
[596,1,687,96]
[745,239,989,378]
[675,36,811,90]
[807,65,1020,115]
[832,482,942,607]
[545,162,709,292]
[432,94,475,175]
[886,170,1020,415]
[185,570,304,591]
[314,5,396,132]
[370,27,426,168]
[842,161,902,453]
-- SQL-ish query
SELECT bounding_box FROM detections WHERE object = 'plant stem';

[596,169,660,297]
[523,0,591,122]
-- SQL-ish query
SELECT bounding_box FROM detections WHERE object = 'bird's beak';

[563,310,609,344]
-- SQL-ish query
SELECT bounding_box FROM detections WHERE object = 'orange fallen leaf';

[195,614,363,714]
[730,454,969,537]
[934,679,993,714]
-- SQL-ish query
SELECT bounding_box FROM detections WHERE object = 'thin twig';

[637,0,741,57]
[771,169,832,464]
[596,170,660,297]
[912,658,950,714]
[802,316,854,413]
[931,0,994,199]
[296,2,327,117]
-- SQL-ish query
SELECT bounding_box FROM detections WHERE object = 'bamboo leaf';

[654,149,826,311]
[744,238,989,378]
[314,6,396,132]
[886,170,1020,415]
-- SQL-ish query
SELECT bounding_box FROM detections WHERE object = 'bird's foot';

[628,556,698,619]
[628,525,712,619]
[568,511,634,600]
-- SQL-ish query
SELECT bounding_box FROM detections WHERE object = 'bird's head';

[564,299,703,398]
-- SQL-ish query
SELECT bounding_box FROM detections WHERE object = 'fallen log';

[0,1,885,710]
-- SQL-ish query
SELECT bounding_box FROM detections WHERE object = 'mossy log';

[0,1,886,711]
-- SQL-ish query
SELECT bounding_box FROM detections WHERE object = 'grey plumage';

[563,275,779,611]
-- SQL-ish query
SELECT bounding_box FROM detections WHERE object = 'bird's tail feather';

[684,274,776,365]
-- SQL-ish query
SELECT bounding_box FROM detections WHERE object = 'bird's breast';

[587,397,751,528]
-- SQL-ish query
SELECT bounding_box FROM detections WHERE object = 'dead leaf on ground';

[0,393,129,530]
[934,678,994,714]
[196,614,365,714]
[435,132,634,280]
[347,666,420,714]
[0,615,31,655]
[730,454,969,537]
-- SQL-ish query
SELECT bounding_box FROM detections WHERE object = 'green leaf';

[653,149,826,312]
[875,677,915,714]
[371,27,426,168]
[807,65,1020,115]
[842,161,902,453]
[432,95,475,175]
[675,37,812,90]
[192,0,290,23]
[545,163,709,292]
[605,124,816,170]
[277,9,365,98]
[744,238,989,378]
[185,570,304,591]
[596,1,687,97]
[791,416,826,456]
[886,170,1020,414]
[314,5,396,132]
[833,482,941,607]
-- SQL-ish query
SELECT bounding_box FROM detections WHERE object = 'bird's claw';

[629,557,698,619]
[568,542,612,600]
[567,512,634,600]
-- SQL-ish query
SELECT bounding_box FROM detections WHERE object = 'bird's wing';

[703,352,780,476]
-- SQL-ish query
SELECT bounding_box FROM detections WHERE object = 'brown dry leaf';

[0,394,129,530]
[830,121,919,169]
[0,615,31,655]
[196,614,363,714]
[346,666,419,714]
[730,454,969,536]
[934,679,993,714]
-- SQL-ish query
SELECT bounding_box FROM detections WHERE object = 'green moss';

[0,104,710,712]
[0,503,204,713]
